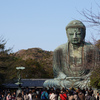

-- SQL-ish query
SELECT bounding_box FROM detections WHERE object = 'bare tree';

[80,4,100,27]
[79,6,100,88]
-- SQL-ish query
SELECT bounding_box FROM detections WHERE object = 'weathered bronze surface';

[43,20,99,89]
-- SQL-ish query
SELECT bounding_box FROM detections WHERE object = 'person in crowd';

[24,92,29,100]
[78,90,85,100]
[68,91,74,100]
[25,87,29,94]
[28,90,32,100]
[85,88,89,95]
[96,92,100,100]
[82,88,86,96]
[85,93,91,100]
[1,94,5,100]
[11,92,16,100]
[13,91,16,99]
[16,93,23,100]
[22,91,24,100]
[6,92,11,100]
[88,87,93,96]
[66,89,69,95]
[49,90,57,100]
[58,93,61,100]
[60,88,68,100]
[34,94,41,100]
[41,88,49,100]
[90,94,96,100]
[38,89,42,99]
[32,89,37,100]
[73,92,78,100]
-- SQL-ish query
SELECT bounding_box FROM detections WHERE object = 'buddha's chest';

[69,47,83,64]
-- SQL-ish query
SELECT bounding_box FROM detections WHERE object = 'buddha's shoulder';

[54,43,68,52]
[84,42,94,48]
[84,42,100,53]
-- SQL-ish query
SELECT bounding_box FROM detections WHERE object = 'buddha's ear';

[66,29,70,40]
[81,28,86,41]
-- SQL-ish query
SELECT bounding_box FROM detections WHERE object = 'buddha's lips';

[73,39,78,41]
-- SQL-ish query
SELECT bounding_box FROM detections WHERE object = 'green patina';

[43,20,99,89]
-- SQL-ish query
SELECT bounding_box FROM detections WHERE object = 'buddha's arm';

[53,49,66,79]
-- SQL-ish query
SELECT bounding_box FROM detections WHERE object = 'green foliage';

[22,59,53,78]
[0,38,53,84]
[0,38,12,84]
[90,65,100,89]
[89,39,100,89]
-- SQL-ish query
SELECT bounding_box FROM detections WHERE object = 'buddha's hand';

[82,72,91,79]
[55,72,66,80]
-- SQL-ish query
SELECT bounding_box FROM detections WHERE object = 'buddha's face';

[67,28,85,44]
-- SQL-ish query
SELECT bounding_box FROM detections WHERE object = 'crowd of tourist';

[0,87,99,100]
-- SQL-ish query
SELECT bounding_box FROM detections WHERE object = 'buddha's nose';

[73,32,77,38]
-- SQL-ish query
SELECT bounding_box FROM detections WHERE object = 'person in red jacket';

[60,89,68,100]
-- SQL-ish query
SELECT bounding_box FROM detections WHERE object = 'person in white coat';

[49,91,57,100]
[28,91,32,100]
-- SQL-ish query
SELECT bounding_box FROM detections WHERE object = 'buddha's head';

[66,20,86,44]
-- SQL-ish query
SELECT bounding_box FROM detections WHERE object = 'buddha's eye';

[69,33,74,35]
[77,32,81,35]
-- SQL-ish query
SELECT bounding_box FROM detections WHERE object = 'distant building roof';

[3,79,49,88]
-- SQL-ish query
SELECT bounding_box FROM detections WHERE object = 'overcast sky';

[0,0,100,52]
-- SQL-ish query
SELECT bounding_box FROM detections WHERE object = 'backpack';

[42,92,47,100]
[42,93,46,99]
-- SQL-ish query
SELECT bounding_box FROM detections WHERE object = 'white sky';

[0,0,100,52]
